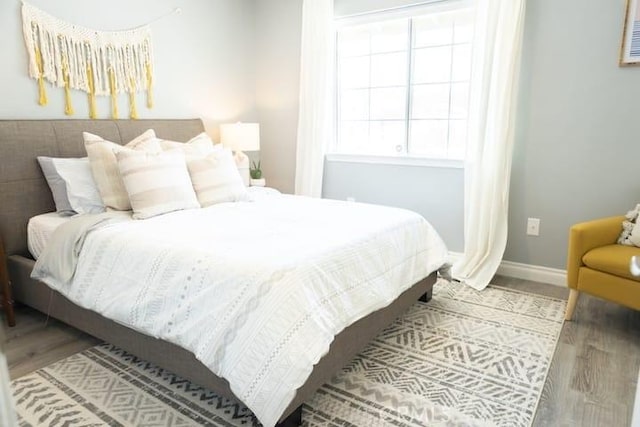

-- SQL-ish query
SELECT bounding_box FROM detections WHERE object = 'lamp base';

[233,150,251,186]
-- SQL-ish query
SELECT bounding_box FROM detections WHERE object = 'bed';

[0,119,448,426]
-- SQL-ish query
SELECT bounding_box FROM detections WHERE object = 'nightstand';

[0,240,15,327]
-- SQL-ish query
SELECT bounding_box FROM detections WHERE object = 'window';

[334,6,474,161]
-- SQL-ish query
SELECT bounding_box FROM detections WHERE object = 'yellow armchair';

[565,215,640,320]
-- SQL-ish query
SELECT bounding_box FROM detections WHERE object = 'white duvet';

[32,194,448,426]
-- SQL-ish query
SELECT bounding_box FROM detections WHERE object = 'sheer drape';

[452,0,527,290]
[294,0,334,197]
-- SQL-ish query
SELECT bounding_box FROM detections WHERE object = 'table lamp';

[220,122,260,186]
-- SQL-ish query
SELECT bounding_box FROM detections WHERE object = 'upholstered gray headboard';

[0,119,205,257]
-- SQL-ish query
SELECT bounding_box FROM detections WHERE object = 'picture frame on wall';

[621,0,640,65]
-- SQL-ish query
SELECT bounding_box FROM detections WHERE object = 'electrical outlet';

[527,218,540,236]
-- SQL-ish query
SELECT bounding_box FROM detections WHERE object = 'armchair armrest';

[566,215,625,288]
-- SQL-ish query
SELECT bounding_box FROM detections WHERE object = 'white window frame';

[330,0,472,168]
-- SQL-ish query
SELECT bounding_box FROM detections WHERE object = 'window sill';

[325,153,464,169]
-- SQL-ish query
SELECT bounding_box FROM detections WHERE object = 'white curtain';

[452,0,526,290]
[294,0,334,198]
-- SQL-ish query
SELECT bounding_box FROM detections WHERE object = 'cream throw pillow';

[116,149,200,219]
[158,132,219,159]
[187,148,248,207]
[84,130,160,211]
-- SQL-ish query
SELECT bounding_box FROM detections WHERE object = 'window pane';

[448,120,467,160]
[370,121,406,155]
[371,19,408,53]
[411,84,450,119]
[452,44,471,81]
[340,56,370,89]
[340,89,369,120]
[413,13,454,48]
[450,83,469,119]
[370,87,406,120]
[412,46,452,84]
[334,6,473,160]
[371,52,407,87]
[338,27,370,57]
[338,121,369,154]
[409,120,448,157]
[453,11,474,44]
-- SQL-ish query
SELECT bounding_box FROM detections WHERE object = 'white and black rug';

[11,280,565,427]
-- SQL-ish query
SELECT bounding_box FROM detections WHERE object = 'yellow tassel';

[35,47,47,106]
[86,63,97,119]
[62,59,73,116]
[129,78,138,120]
[145,62,153,109]
[108,68,118,119]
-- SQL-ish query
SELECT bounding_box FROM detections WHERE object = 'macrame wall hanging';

[21,2,165,119]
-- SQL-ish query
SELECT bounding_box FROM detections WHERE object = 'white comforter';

[32,194,448,426]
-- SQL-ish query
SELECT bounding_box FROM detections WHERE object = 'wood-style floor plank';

[2,276,640,427]
[2,304,99,379]
[491,275,640,427]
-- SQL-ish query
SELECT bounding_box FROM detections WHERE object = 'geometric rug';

[11,280,566,427]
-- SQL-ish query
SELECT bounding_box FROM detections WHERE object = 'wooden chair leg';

[565,289,579,321]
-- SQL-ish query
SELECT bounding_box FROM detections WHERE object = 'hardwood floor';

[2,306,99,379]
[2,275,639,427]
[491,275,640,427]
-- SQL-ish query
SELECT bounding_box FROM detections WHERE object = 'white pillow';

[618,203,640,246]
[187,148,248,207]
[158,132,220,159]
[37,156,75,214]
[116,149,200,219]
[47,157,105,214]
[83,129,160,211]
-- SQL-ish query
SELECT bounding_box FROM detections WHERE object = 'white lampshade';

[220,122,260,152]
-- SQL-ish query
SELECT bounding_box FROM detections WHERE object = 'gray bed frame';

[0,119,436,426]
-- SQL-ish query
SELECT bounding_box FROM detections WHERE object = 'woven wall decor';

[21,2,155,119]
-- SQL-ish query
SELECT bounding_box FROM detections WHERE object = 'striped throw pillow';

[116,149,200,219]
[187,148,248,207]
[158,132,220,159]
[84,130,160,211]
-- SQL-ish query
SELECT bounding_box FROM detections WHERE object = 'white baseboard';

[448,252,566,287]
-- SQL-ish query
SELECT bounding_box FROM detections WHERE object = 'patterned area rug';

[11,280,565,427]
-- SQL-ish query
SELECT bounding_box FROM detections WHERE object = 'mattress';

[27,212,73,259]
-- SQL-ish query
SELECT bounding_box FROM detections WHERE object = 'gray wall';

[323,161,464,250]
[0,0,257,139]
[254,0,302,194]
[505,0,640,269]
